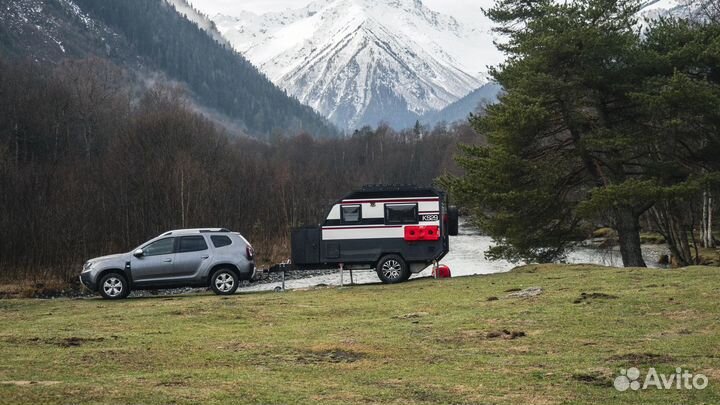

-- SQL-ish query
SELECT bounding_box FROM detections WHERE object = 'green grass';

[1,264,719,404]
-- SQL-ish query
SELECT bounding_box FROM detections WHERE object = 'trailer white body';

[290,185,458,283]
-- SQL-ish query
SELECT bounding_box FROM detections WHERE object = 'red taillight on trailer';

[246,245,255,260]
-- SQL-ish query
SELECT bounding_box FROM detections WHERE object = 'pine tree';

[445,0,720,266]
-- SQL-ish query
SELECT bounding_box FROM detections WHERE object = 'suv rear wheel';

[210,268,239,295]
[376,255,409,284]
[98,273,130,300]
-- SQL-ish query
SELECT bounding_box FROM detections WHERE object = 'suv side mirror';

[133,248,144,257]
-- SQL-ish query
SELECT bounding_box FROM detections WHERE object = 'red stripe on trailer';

[341,198,439,204]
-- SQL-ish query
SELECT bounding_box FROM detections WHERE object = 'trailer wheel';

[376,255,409,284]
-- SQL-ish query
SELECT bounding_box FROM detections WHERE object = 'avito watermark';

[614,367,708,391]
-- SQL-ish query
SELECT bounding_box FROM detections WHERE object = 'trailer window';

[385,204,418,224]
[341,205,361,223]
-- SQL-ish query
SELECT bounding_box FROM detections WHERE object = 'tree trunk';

[650,203,694,266]
[710,193,715,248]
[702,190,715,248]
[614,206,647,267]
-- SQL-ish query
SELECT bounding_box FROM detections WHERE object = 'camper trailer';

[289,185,458,283]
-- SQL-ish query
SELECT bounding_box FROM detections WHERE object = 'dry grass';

[0,264,719,404]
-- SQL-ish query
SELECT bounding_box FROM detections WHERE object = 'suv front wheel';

[210,268,239,295]
[98,273,130,300]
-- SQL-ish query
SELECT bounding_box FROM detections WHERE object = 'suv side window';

[211,235,232,248]
[178,236,208,253]
[143,238,175,256]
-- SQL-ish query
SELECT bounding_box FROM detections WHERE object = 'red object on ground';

[434,264,451,278]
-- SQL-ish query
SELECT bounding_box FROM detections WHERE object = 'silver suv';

[79,228,255,299]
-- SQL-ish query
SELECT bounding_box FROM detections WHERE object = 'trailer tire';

[376,255,409,284]
[448,206,459,236]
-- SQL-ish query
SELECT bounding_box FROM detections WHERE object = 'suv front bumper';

[79,272,96,291]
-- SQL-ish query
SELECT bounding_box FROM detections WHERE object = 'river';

[240,221,669,292]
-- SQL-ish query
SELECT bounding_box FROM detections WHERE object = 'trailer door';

[291,227,321,265]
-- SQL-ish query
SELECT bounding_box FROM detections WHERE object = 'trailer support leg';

[281,269,286,291]
[339,263,344,287]
[349,269,354,285]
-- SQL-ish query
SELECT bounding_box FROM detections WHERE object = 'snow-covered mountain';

[640,0,715,22]
[165,0,230,46]
[210,0,498,130]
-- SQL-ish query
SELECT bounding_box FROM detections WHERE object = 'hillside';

[1,265,718,404]
[420,82,502,126]
[0,0,337,137]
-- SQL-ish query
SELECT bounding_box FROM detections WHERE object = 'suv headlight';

[82,261,94,272]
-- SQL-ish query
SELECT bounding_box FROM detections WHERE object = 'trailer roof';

[343,184,441,200]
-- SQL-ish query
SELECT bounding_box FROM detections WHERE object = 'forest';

[0,0,337,137]
[445,0,720,268]
[0,57,477,282]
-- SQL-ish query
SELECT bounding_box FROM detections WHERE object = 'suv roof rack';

[199,228,230,233]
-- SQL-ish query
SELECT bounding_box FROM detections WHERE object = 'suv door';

[131,237,175,283]
[174,235,212,278]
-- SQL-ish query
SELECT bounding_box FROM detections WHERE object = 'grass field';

[0,264,719,404]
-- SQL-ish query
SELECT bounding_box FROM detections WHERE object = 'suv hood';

[90,253,129,263]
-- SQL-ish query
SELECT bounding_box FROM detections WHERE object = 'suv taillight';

[246,245,254,260]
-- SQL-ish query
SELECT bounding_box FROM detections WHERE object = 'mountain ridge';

[211,0,498,130]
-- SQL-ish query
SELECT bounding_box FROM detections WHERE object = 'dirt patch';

[486,329,526,340]
[296,349,364,364]
[0,380,61,386]
[156,379,190,387]
[217,342,261,352]
[608,352,674,364]
[394,312,429,319]
[54,337,105,347]
[507,287,543,298]
[572,371,612,387]
[503,288,522,292]
[573,292,618,304]
[439,330,485,345]
[486,296,499,301]
[663,309,697,320]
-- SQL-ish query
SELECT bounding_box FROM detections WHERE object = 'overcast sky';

[189,0,493,26]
